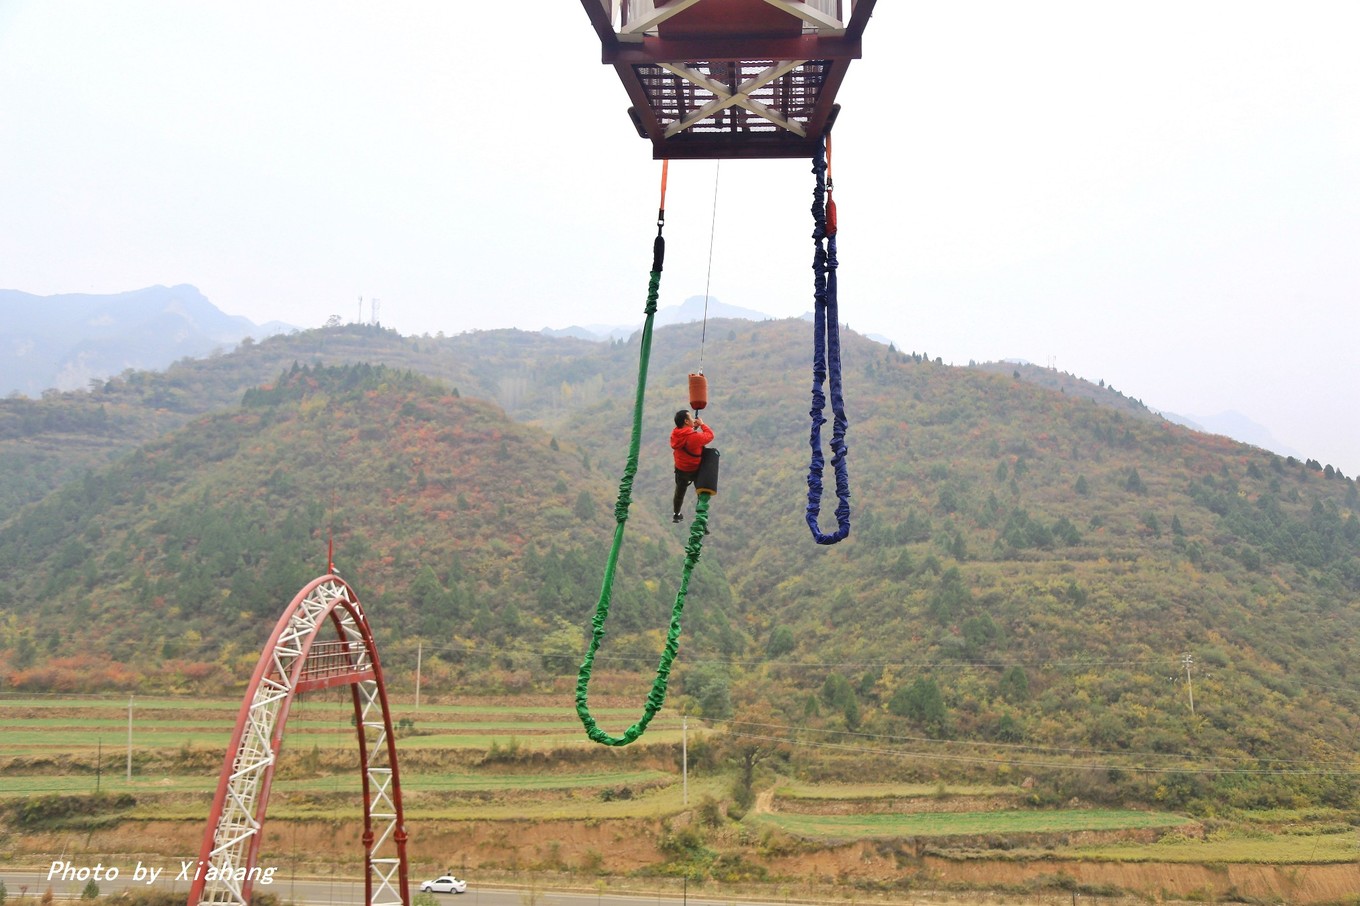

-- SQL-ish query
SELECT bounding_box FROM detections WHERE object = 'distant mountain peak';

[0,285,290,397]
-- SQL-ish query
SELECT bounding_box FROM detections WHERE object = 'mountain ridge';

[0,285,1322,471]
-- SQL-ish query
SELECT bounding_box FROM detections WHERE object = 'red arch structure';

[188,575,410,906]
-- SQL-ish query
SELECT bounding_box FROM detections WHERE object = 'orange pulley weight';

[688,372,708,411]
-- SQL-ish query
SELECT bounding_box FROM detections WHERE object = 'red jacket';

[670,423,714,471]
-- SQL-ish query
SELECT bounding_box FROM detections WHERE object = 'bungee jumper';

[671,408,715,524]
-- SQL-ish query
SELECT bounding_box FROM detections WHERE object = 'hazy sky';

[1,2,1356,474]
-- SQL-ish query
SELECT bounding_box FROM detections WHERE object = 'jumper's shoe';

[672,513,684,523]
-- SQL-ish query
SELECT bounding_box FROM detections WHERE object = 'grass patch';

[395,774,730,820]
[1076,826,1360,864]
[773,780,1019,800]
[0,776,214,797]
[750,808,1185,840]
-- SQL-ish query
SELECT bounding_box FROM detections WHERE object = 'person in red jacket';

[670,408,714,523]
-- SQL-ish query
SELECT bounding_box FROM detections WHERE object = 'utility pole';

[415,641,423,712]
[1182,654,1195,715]
[682,716,688,806]
[126,695,134,781]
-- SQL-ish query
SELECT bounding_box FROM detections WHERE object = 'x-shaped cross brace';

[659,58,809,138]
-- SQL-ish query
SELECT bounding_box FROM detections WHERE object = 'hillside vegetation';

[1,320,1358,816]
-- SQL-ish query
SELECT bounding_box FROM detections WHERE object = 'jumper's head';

[675,409,691,428]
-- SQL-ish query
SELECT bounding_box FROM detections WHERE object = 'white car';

[420,876,467,894]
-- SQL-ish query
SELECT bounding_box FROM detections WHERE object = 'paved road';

[1,869,811,906]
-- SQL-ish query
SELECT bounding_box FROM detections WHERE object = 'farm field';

[0,692,695,821]
[0,692,683,757]
[5,692,1360,905]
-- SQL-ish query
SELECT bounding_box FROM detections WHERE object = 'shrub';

[18,793,136,828]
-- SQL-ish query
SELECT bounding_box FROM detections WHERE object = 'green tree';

[820,672,860,728]
[766,625,795,658]
[929,567,971,621]
[889,677,946,737]
[1052,516,1082,545]
[685,663,733,719]
[961,613,999,657]
[540,618,583,672]
[998,666,1030,703]
[573,490,596,521]
[722,703,790,814]
[820,672,855,709]
[994,713,1024,742]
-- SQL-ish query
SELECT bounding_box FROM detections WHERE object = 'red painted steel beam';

[580,0,620,56]
[651,132,824,160]
[606,35,862,65]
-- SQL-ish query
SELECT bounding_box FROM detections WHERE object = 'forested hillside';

[0,324,597,514]
[0,361,738,690]
[1,319,1358,811]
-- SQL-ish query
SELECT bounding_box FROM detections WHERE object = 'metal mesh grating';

[635,60,830,135]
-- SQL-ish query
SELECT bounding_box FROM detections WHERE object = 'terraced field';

[0,691,688,815]
[6,693,1360,905]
